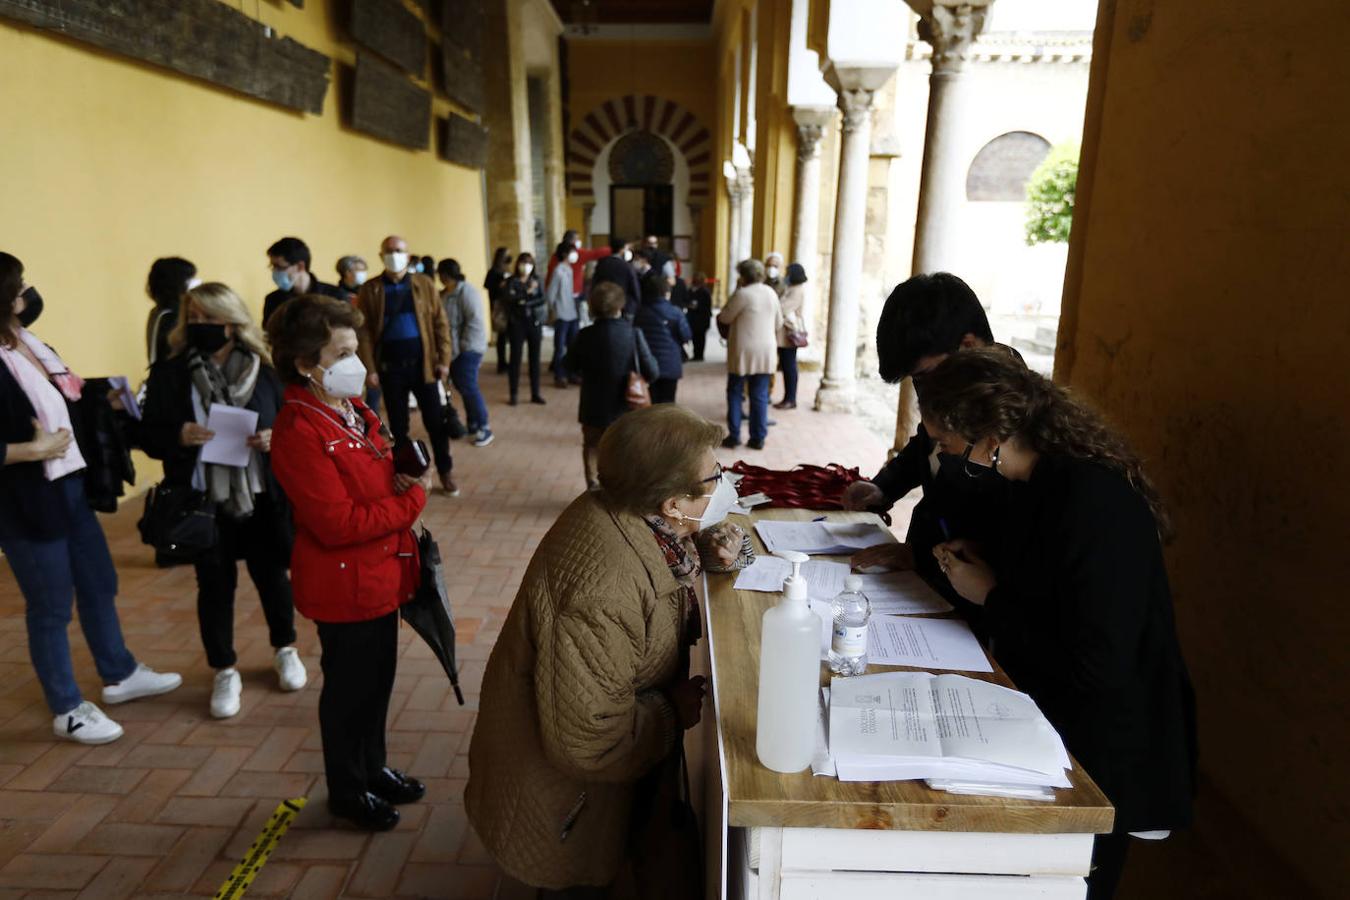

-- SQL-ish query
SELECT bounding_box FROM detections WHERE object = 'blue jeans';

[727,373,771,443]
[0,476,137,714]
[450,350,489,432]
[551,318,579,377]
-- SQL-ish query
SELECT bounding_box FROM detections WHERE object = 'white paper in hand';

[200,404,259,468]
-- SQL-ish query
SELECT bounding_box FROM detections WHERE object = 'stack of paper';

[733,556,952,615]
[828,671,1071,788]
[754,519,891,555]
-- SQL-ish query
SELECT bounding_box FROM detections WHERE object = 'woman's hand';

[851,542,915,572]
[668,676,707,730]
[841,480,886,511]
[29,419,73,460]
[106,389,125,413]
[247,429,272,453]
[180,422,215,447]
[704,522,744,568]
[933,539,997,605]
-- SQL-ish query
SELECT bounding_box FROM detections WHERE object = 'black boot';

[329,791,400,831]
[370,767,426,805]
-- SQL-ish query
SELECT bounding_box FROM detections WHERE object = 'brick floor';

[0,346,902,898]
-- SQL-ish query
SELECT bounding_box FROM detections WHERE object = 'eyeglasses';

[700,463,724,485]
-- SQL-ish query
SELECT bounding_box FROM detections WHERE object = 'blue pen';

[938,517,952,541]
[812,515,827,522]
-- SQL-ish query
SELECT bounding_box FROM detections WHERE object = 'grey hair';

[336,255,367,278]
[736,258,766,284]
[765,251,783,265]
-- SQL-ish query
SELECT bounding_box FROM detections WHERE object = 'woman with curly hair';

[915,347,1197,900]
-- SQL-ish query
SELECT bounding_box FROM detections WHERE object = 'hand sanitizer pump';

[755,550,822,773]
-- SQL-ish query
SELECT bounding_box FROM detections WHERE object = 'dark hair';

[609,235,626,252]
[641,271,669,303]
[875,272,992,383]
[562,229,579,245]
[919,348,1173,542]
[589,281,626,318]
[437,258,463,281]
[146,257,197,310]
[515,252,535,271]
[420,255,435,274]
[555,241,573,262]
[491,246,511,270]
[267,237,311,271]
[786,263,808,285]
[0,252,22,348]
[266,294,365,385]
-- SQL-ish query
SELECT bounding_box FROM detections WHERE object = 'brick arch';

[566,94,712,203]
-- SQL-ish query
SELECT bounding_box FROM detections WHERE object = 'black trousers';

[1087,833,1130,900]
[496,330,508,372]
[380,363,453,474]
[508,317,544,400]
[688,316,709,361]
[316,610,399,799]
[650,377,679,404]
[193,495,295,670]
[777,347,799,404]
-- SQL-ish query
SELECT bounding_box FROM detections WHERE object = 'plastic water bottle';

[828,575,872,676]
[755,551,822,774]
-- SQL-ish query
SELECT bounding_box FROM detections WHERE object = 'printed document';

[734,556,951,614]
[867,615,993,673]
[200,404,259,468]
[754,519,891,555]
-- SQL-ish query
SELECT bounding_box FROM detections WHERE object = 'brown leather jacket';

[354,271,452,383]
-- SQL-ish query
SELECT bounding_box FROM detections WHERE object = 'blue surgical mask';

[272,269,294,291]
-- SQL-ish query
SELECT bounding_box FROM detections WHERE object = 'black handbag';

[137,482,218,562]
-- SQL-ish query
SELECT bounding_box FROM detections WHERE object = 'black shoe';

[554,379,569,389]
[508,396,519,406]
[329,791,400,831]
[370,767,426,805]
[496,365,508,374]
[774,400,796,410]
[748,439,765,450]
[530,395,547,405]
[721,436,740,449]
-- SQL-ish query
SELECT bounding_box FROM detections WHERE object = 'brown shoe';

[439,474,460,497]
[773,400,797,410]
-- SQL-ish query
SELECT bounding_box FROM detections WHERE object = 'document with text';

[734,556,951,615]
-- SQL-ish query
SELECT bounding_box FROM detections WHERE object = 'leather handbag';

[626,338,651,410]
[394,439,431,477]
[137,482,218,562]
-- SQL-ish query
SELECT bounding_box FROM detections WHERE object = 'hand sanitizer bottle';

[828,575,872,676]
[755,550,822,774]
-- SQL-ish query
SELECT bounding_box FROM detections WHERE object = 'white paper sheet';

[867,615,993,673]
[754,519,891,555]
[200,404,259,468]
[733,556,952,615]
[107,376,141,420]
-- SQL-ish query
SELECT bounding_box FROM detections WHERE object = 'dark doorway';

[610,184,673,242]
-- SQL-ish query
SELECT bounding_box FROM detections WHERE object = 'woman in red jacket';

[266,295,429,831]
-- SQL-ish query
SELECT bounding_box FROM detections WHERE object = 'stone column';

[736,167,755,265]
[791,106,831,364]
[725,171,744,292]
[814,85,878,412]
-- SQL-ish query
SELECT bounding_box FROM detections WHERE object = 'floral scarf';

[644,515,703,650]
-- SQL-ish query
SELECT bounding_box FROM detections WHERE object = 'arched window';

[966,132,1053,201]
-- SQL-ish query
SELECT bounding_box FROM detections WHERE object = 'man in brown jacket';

[355,234,457,495]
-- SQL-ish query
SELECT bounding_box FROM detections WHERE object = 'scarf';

[0,328,87,481]
[188,346,263,519]
[645,515,703,650]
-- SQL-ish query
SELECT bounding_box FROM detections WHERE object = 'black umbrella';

[401,527,466,705]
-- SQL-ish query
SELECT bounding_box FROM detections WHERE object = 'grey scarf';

[188,347,264,519]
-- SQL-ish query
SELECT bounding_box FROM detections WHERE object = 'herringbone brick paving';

[0,346,903,899]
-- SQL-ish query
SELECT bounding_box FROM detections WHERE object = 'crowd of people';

[0,229,1191,899]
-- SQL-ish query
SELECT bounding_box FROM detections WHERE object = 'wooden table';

[700,507,1114,900]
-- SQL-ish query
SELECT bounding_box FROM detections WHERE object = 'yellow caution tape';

[214,796,307,900]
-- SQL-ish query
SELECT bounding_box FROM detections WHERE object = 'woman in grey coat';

[438,259,493,447]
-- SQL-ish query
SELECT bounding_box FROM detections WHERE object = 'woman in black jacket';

[503,252,546,406]
[0,252,181,745]
[917,348,1197,900]
[635,272,692,404]
[138,282,305,721]
[145,257,197,368]
[485,247,512,374]
[563,282,659,490]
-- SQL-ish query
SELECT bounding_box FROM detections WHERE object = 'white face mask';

[383,251,409,273]
[518,263,534,277]
[687,473,738,528]
[766,266,780,279]
[187,277,203,290]
[566,251,579,264]
[314,355,367,399]
[352,270,368,286]
[622,249,633,261]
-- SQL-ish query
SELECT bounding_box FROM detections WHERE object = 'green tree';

[1024,143,1079,245]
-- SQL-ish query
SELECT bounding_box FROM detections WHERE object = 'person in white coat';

[716,258,782,450]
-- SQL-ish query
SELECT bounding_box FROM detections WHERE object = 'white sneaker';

[101,664,183,705]
[54,701,123,745]
[274,647,307,692]
[210,668,243,719]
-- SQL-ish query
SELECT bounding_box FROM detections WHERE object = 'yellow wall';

[1060,0,1350,894]
[0,2,487,409]
[749,0,797,262]
[562,37,718,278]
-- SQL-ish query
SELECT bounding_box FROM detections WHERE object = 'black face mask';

[186,323,230,354]
[16,287,43,327]
[936,447,1003,493]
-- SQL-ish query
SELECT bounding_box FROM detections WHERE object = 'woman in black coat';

[563,282,659,490]
[485,246,512,374]
[144,257,197,368]
[503,252,546,406]
[634,272,692,404]
[917,348,1197,900]
[137,282,305,721]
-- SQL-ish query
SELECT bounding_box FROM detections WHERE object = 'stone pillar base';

[813,378,856,413]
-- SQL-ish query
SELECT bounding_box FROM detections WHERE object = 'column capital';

[916,1,992,74]
[792,105,832,163]
[836,87,875,135]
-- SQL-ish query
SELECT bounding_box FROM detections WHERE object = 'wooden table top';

[704,506,1115,834]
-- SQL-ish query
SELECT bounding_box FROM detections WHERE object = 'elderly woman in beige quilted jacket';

[466,404,745,897]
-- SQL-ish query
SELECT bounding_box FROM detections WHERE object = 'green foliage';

[1024,143,1079,246]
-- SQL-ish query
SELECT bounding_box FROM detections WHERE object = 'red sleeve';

[270,410,427,549]
[575,247,609,294]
